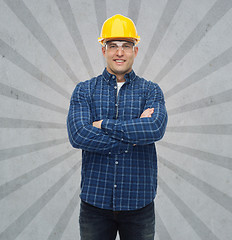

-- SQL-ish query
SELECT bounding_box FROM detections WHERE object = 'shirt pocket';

[122,91,146,119]
[90,88,115,121]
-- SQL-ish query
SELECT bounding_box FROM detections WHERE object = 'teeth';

[115,60,124,62]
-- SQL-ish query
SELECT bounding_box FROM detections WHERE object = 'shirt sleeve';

[101,82,168,145]
[67,83,131,154]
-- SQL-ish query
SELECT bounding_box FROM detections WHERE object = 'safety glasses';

[105,41,135,53]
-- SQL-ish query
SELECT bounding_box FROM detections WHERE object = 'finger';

[144,108,153,113]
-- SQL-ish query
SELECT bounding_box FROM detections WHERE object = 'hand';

[140,108,154,118]
[92,120,103,129]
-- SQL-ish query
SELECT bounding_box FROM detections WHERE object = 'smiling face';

[102,39,138,81]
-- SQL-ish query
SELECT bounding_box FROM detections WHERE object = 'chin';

[114,67,131,75]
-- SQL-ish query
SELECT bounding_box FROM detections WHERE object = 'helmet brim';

[98,36,140,46]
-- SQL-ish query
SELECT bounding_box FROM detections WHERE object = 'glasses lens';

[106,42,134,53]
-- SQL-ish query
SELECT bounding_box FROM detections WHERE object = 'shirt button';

[125,150,128,153]
[114,86,117,89]
[121,138,124,141]
[115,161,118,165]
[109,152,111,154]
[115,103,118,107]
[114,184,117,188]
[112,76,115,79]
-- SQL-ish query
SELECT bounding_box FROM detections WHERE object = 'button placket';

[113,156,119,206]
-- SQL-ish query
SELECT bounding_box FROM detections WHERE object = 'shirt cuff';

[101,119,116,135]
[101,119,124,140]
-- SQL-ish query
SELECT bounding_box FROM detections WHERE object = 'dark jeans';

[79,200,155,240]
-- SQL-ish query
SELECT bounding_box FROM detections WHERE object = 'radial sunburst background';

[0,0,232,240]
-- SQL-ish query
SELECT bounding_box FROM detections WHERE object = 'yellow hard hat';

[98,14,140,46]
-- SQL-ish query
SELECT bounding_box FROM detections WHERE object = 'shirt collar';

[102,68,136,84]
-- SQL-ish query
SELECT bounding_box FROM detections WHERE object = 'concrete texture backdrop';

[0,0,232,239]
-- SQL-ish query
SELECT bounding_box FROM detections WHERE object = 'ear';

[102,46,106,57]
[134,46,138,58]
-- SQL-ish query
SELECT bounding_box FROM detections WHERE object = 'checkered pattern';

[67,68,168,211]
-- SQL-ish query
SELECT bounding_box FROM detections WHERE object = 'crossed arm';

[93,108,154,128]
[92,108,155,147]
[67,82,167,153]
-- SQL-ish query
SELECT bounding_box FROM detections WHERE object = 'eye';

[109,44,117,49]
[123,44,133,49]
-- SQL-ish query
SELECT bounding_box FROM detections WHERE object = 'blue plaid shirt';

[67,68,168,211]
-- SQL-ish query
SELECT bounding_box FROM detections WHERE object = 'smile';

[114,59,126,63]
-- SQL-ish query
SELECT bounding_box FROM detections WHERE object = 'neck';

[106,67,132,83]
[116,75,125,82]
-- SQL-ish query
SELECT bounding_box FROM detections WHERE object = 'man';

[67,14,168,240]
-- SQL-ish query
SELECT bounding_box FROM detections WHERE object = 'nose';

[116,46,124,56]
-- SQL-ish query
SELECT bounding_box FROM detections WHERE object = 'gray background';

[0,0,232,239]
